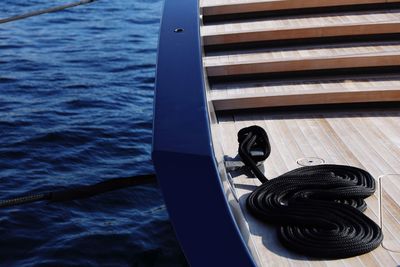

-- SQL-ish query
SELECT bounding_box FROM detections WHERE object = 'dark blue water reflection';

[0,1,187,266]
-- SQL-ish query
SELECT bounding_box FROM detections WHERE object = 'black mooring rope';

[0,174,157,208]
[238,125,383,258]
[0,0,97,25]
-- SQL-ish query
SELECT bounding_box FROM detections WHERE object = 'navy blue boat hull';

[152,0,256,266]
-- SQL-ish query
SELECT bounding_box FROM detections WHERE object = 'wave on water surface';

[0,0,188,266]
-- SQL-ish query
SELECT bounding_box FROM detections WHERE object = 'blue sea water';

[0,1,188,266]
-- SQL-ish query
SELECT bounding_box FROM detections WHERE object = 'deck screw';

[174,28,184,33]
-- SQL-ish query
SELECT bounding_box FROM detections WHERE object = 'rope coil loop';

[238,125,271,183]
[238,125,383,258]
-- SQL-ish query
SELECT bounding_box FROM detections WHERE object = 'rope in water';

[238,125,383,258]
[0,174,157,208]
[0,0,97,25]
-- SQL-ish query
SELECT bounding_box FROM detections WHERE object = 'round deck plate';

[297,157,325,167]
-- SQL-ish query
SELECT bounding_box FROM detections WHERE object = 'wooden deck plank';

[204,42,400,77]
[207,53,400,77]
[212,89,400,110]
[201,0,400,16]
[201,10,400,46]
[216,109,400,266]
[210,75,400,99]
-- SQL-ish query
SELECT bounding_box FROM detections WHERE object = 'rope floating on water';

[0,174,157,208]
[0,0,97,25]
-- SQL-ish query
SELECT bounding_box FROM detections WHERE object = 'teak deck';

[217,109,400,266]
[200,0,400,266]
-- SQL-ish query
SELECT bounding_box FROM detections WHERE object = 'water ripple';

[0,0,187,266]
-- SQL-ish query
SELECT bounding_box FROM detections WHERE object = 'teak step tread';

[211,76,400,110]
[210,76,400,99]
[201,10,400,46]
[212,89,400,110]
[201,0,400,16]
[205,42,400,77]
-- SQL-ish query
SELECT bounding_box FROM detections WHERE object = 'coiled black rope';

[0,174,157,208]
[238,125,383,258]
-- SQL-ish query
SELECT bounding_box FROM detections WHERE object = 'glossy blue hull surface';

[152,0,256,266]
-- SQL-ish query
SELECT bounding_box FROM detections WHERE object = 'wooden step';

[201,10,400,46]
[205,42,400,78]
[201,0,400,17]
[210,76,400,110]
